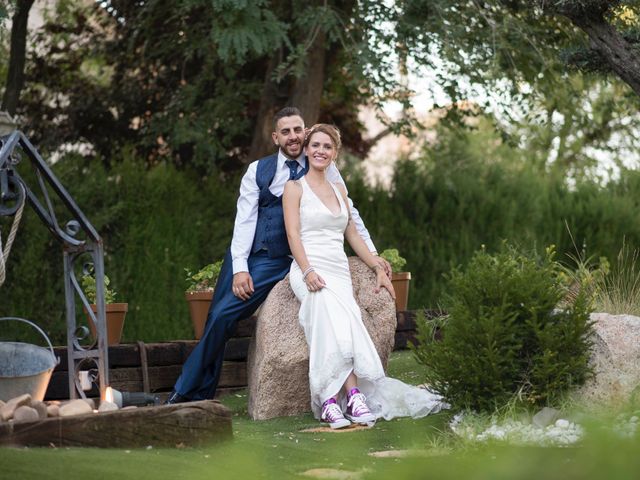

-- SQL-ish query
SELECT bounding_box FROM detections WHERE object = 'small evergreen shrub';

[412,245,594,411]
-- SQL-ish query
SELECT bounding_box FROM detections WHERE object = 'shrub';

[185,261,223,293]
[81,273,117,304]
[412,245,594,411]
[379,248,407,273]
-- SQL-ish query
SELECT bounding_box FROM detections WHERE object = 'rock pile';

[0,393,124,424]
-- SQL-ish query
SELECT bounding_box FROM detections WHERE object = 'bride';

[282,124,446,429]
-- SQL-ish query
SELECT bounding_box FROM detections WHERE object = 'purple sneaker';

[321,398,351,429]
[345,389,376,424]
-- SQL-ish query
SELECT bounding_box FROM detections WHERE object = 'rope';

[0,182,26,287]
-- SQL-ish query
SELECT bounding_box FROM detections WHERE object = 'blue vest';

[251,154,290,258]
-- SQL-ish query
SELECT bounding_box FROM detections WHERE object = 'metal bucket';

[0,317,59,402]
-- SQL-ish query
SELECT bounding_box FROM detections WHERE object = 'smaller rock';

[532,407,560,428]
[0,394,32,421]
[98,401,118,412]
[555,419,570,429]
[13,406,39,423]
[32,401,48,419]
[121,406,138,411]
[59,399,93,417]
[368,450,411,458]
[301,468,362,479]
[46,404,60,417]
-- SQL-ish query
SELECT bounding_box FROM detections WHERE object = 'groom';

[166,106,387,403]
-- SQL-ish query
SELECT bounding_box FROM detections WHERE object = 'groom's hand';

[373,255,392,278]
[232,272,254,301]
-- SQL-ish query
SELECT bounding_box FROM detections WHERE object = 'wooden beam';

[0,400,232,448]
[45,361,247,400]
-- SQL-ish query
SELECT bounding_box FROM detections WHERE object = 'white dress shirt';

[231,149,376,273]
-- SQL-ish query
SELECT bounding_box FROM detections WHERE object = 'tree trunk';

[565,12,640,97]
[248,56,283,162]
[1,0,35,116]
[290,29,326,127]
[248,28,328,161]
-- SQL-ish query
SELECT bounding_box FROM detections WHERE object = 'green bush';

[379,248,407,273]
[185,261,223,293]
[412,245,594,411]
[347,120,640,309]
[80,273,117,304]
[0,153,237,344]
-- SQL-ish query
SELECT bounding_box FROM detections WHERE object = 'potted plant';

[81,273,128,346]
[380,248,411,312]
[184,261,223,339]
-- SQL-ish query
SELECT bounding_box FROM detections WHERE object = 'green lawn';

[1,351,638,479]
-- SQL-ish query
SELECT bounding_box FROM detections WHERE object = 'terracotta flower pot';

[185,291,213,340]
[86,303,128,346]
[391,272,411,312]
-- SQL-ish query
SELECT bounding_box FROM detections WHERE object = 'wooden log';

[395,310,445,332]
[43,311,434,401]
[0,400,232,448]
[394,330,418,350]
[395,311,417,332]
[52,337,251,372]
[234,316,257,337]
[45,361,247,400]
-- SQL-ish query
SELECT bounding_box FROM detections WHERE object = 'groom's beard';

[282,140,302,158]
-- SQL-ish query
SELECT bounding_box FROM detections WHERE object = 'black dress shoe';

[164,390,189,405]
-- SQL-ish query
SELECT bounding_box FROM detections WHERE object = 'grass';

[594,242,640,316]
[561,239,640,316]
[1,351,639,479]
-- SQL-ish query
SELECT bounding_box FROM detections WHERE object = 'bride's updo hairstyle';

[304,123,342,153]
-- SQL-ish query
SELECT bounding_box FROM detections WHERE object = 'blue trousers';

[174,248,292,400]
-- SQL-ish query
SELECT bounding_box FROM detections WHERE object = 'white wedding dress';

[289,177,446,421]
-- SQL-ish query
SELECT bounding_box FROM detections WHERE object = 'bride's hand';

[305,271,326,292]
[375,268,395,299]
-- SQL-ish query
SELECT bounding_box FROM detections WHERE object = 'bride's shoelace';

[347,393,372,417]
[321,402,345,422]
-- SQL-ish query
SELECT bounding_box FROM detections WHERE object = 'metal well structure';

[0,125,109,400]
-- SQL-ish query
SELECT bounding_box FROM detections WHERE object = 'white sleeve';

[327,162,377,253]
[231,162,260,273]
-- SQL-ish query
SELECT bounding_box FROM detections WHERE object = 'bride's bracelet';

[302,266,315,281]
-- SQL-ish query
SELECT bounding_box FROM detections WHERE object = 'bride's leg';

[342,371,357,394]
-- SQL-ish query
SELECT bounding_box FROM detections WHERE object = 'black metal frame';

[0,130,109,400]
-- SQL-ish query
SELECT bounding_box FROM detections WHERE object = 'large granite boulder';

[575,313,640,406]
[247,257,397,420]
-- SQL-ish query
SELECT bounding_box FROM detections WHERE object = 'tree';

[1,0,35,115]
[541,0,640,96]
[14,0,407,173]
[398,0,640,175]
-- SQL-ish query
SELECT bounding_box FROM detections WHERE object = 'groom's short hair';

[273,106,303,130]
